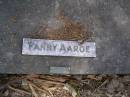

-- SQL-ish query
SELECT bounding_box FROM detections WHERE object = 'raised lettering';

[34,44,41,50]
[59,44,66,52]
[86,46,89,52]
[67,45,72,52]
[47,44,52,51]
[53,44,57,51]
[79,46,85,52]
[73,46,78,52]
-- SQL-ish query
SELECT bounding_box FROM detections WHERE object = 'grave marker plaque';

[22,38,96,57]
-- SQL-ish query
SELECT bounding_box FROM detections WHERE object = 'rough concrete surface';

[0,0,130,74]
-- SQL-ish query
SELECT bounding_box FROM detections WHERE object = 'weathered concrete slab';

[0,0,130,74]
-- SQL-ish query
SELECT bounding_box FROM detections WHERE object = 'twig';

[27,80,51,96]
[38,24,48,34]
[28,83,39,97]
[92,79,109,94]
[8,85,31,95]
[27,77,64,85]
[39,75,68,82]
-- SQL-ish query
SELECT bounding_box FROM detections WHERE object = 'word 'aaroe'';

[22,38,96,57]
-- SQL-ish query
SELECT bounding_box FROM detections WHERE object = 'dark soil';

[32,11,92,43]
